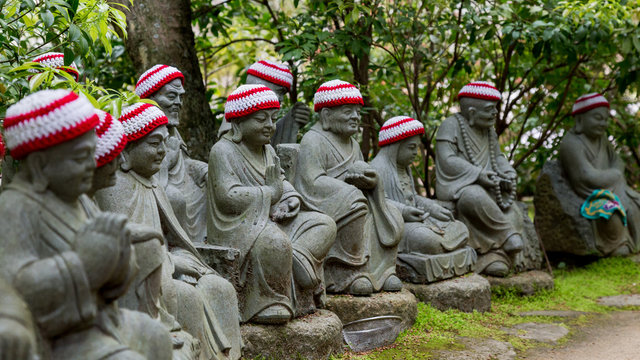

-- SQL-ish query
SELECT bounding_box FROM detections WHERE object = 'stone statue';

[135,65,208,243]
[95,103,243,359]
[435,81,529,277]
[207,85,336,324]
[0,276,36,360]
[539,93,640,256]
[0,89,170,359]
[370,116,477,283]
[218,60,310,145]
[294,80,404,296]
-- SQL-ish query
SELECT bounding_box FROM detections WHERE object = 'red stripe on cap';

[225,100,280,120]
[571,101,610,115]
[4,92,79,128]
[125,114,169,143]
[258,60,292,74]
[575,93,603,104]
[138,71,184,99]
[313,96,364,112]
[96,135,127,168]
[316,83,358,93]
[378,127,425,147]
[380,117,417,131]
[226,86,272,101]
[247,69,291,90]
[466,82,499,91]
[33,53,64,62]
[457,92,501,101]
[136,65,168,87]
[96,112,113,137]
[119,103,154,124]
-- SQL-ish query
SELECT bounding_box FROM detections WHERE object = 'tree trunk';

[115,0,214,161]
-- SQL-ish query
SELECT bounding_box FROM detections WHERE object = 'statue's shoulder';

[436,115,460,141]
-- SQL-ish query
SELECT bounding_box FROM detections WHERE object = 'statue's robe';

[0,276,37,357]
[0,180,167,360]
[559,129,640,254]
[207,136,336,321]
[218,107,299,146]
[435,115,526,271]
[294,124,403,292]
[96,170,243,360]
[158,128,208,243]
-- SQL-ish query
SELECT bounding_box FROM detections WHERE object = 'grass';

[334,257,640,360]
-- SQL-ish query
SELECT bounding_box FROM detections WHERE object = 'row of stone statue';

[0,54,637,360]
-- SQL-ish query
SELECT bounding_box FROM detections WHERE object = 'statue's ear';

[23,152,49,192]
[467,106,476,127]
[230,122,242,143]
[574,114,584,134]
[320,108,331,131]
[120,148,132,172]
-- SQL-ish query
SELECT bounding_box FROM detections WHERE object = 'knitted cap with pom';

[572,93,609,115]
[31,52,80,81]
[135,65,185,99]
[4,89,98,159]
[224,85,280,121]
[313,80,364,112]
[247,60,294,90]
[119,103,169,142]
[378,116,425,147]
[457,81,501,102]
[95,109,127,167]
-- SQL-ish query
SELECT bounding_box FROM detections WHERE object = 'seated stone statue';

[0,276,36,360]
[95,103,242,360]
[537,93,640,256]
[207,85,336,324]
[0,89,168,359]
[370,116,477,283]
[435,81,529,277]
[294,80,404,296]
[135,65,208,243]
[218,60,310,145]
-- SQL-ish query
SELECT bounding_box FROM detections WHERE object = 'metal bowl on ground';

[342,315,403,352]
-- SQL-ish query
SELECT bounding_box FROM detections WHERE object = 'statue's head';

[91,109,127,192]
[314,79,364,137]
[4,89,99,201]
[246,60,293,104]
[135,65,185,127]
[224,85,280,146]
[119,103,169,178]
[457,81,501,129]
[378,116,424,168]
[571,93,610,139]
[29,52,80,82]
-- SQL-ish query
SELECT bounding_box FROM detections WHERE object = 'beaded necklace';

[454,113,516,210]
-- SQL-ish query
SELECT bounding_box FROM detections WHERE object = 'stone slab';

[404,274,491,313]
[432,337,516,360]
[240,309,343,360]
[195,243,241,288]
[597,294,640,307]
[485,270,554,296]
[502,322,569,344]
[325,288,418,335]
[518,310,588,318]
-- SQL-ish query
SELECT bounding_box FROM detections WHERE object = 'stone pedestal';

[240,309,343,360]
[325,288,417,334]
[404,274,491,312]
[396,247,477,284]
[485,270,554,296]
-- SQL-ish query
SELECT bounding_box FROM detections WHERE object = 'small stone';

[240,309,343,360]
[404,274,491,313]
[433,337,516,360]
[597,294,640,307]
[485,270,554,296]
[518,310,587,318]
[503,322,569,344]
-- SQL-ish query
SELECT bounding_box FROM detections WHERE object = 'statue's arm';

[435,139,483,182]
[187,157,208,187]
[559,136,623,190]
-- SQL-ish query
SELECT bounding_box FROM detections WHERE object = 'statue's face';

[91,155,121,192]
[579,106,609,139]
[236,109,278,146]
[466,99,498,129]
[40,130,97,201]
[396,135,421,168]
[246,74,288,104]
[323,104,362,137]
[150,79,184,126]
[125,125,168,178]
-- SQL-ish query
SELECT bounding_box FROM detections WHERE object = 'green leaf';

[41,10,54,28]
[63,48,74,66]
[67,0,79,18]
[69,23,81,42]
[29,72,47,91]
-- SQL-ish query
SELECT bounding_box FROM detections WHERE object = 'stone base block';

[240,309,343,360]
[325,288,418,334]
[404,274,491,312]
[485,270,554,296]
[396,247,477,284]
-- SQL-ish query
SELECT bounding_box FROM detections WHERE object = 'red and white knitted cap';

[572,93,609,115]
[95,109,127,167]
[247,60,294,90]
[378,116,425,147]
[135,64,185,99]
[4,89,98,159]
[0,133,5,158]
[457,81,501,101]
[224,85,280,121]
[31,52,80,81]
[313,79,364,112]
[119,103,169,142]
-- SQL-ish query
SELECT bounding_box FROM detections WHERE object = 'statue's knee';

[407,227,445,254]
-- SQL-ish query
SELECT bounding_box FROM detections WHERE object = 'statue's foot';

[483,261,509,277]
[348,277,373,296]
[612,245,631,257]
[293,254,318,289]
[252,305,292,325]
[503,234,524,254]
[382,275,403,292]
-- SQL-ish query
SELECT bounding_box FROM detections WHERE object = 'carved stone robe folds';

[207,136,336,321]
[559,129,640,254]
[0,276,36,356]
[435,115,526,272]
[294,125,403,293]
[95,170,242,360]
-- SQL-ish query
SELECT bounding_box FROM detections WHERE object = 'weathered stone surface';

[396,247,477,284]
[513,202,545,272]
[518,310,587,318]
[275,143,300,181]
[597,294,640,307]
[196,244,241,288]
[503,322,569,344]
[325,289,418,333]
[485,270,554,296]
[432,337,516,360]
[240,309,343,360]
[404,274,491,313]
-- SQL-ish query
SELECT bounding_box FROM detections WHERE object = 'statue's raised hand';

[477,169,498,189]
[292,102,311,126]
[265,163,284,202]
